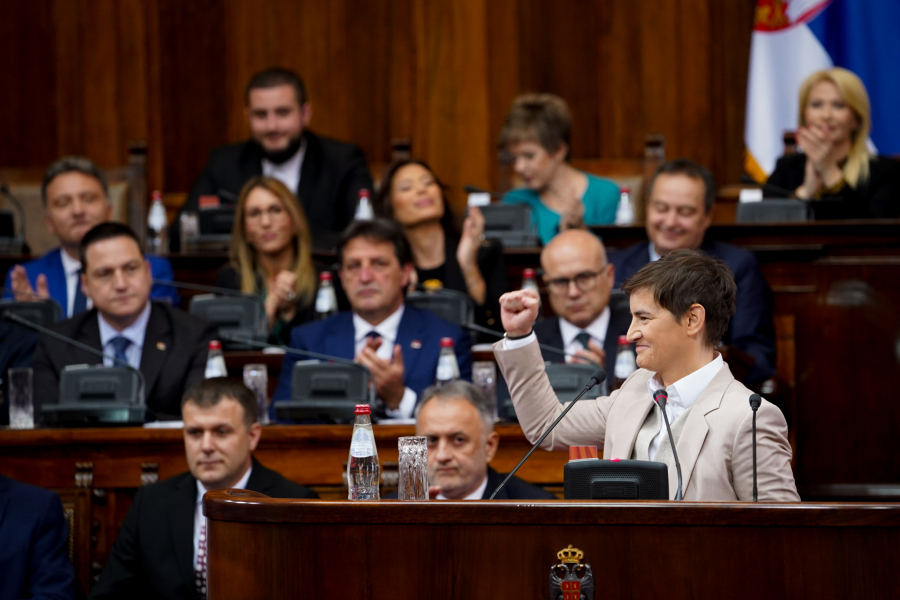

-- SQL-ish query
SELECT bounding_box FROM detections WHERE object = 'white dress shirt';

[59,249,91,317]
[98,302,152,369]
[649,244,662,262]
[193,465,252,565]
[645,353,723,460]
[352,305,417,418]
[261,138,306,195]
[436,472,488,500]
[558,306,610,363]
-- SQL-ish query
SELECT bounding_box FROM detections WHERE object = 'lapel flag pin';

[157,341,166,351]
[410,340,422,349]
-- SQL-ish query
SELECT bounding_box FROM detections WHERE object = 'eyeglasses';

[545,268,607,295]
[245,205,286,221]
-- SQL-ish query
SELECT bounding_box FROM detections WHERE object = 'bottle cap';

[319,271,332,281]
[209,340,222,350]
[523,268,536,278]
[440,337,454,348]
[354,404,371,415]
[620,186,631,194]
[151,190,163,201]
[618,335,629,344]
[358,189,370,199]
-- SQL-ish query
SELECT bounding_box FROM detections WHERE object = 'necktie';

[110,336,131,367]
[195,520,208,598]
[72,269,88,316]
[574,331,592,349]
[366,331,381,341]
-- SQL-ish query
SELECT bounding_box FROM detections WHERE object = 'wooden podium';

[204,490,900,599]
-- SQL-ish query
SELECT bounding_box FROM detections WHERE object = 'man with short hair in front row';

[496,249,798,502]
[31,223,216,422]
[90,378,317,600]
[388,381,555,500]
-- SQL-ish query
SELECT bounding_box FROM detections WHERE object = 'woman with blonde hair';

[217,176,320,344]
[765,67,900,218]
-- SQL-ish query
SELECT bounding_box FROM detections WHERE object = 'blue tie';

[72,269,88,316]
[110,336,132,367]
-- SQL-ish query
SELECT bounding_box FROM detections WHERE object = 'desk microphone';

[652,389,683,500]
[219,334,376,404]
[462,321,602,369]
[749,393,762,502]
[489,367,605,499]
[0,183,30,254]
[3,311,147,404]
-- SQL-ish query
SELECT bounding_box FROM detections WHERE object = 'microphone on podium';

[652,389,683,500]
[489,367,606,499]
[749,393,762,502]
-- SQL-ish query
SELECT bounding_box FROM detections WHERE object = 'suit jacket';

[533,291,632,377]
[0,321,38,426]
[385,466,556,500]
[172,131,374,250]
[494,338,799,502]
[31,302,218,422]
[89,459,317,600]
[610,240,776,385]
[2,247,179,310]
[0,476,75,600]
[272,305,473,406]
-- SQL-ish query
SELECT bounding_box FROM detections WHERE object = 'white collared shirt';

[261,138,306,195]
[558,306,610,363]
[352,305,417,418]
[193,464,253,566]
[645,353,723,460]
[648,244,662,263]
[59,249,92,317]
[436,472,488,500]
[98,302,152,369]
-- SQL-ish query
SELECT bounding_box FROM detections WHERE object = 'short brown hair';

[245,67,308,106]
[621,249,736,348]
[181,377,258,428]
[497,93,572,156]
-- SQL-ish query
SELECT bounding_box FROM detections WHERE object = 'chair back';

[406,288,474,326]
[189,294,267,349]
[0,299,63,327]
[737,200,809,222]
[481,204,539,247]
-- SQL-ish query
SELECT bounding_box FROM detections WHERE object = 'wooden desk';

[205,492,900,599]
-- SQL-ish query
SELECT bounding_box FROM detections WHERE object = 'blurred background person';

[374,159,507,332]
[764,67,900,219]
[217,176,320,345]
[498,93,619,245]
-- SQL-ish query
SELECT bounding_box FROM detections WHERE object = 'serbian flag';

[744,0,900,182]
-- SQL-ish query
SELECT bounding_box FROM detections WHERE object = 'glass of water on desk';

[243,364,269,425]
[8,368,33,429]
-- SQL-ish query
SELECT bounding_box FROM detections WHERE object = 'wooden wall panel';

[0,0,757,210]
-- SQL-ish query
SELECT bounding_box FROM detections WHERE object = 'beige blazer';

[495,339,799,502]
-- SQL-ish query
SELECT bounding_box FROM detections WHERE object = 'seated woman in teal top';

[498,93,620,245]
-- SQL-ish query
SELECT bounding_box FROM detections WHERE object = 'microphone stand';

[653,390,683,500]
[489,368,605,499]
[749,393,762,502]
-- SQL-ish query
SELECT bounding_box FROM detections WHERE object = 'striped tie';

[195,520,207,598]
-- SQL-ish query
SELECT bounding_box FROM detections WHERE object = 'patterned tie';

[110,336,131,367]
[195,520,208,598]
[574,331,592,349]
[72,269,88,316]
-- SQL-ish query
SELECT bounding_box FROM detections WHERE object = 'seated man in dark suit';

[172,67,374,250]
[535,229,631,381]
[90,378,317,600]
[609,159,776,386]
[3,156,178,314]
[390,381,555,500]
[0,476,76,600]
[273,219,472,419]
[31,223,217,422]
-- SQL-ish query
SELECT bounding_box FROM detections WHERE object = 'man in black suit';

[399,381,554,500]
[608,159,776,386]
[534,229,632,384]
[171,67,374,250]
[31,223,217,422]
[90,378,317,600]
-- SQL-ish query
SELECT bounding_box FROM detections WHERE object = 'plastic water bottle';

[204,340,228,379]
[613,335,637,390]
[348,405,380,500]
[435,337,461,386]
[354,189,374,221]
[147,191,169,254]
[314,272,338,319]
[615,186,635,226]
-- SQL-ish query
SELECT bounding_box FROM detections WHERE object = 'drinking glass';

[243,364,269,425]
[179,211,200,251]
[8,368,33,429]
[398,436,428,500]
[472,361,498,422]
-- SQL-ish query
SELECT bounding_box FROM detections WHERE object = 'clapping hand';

[355,337,406,409]
[264,270,299,327]
[10,266,49,302]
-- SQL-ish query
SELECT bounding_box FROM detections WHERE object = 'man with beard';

[172,67,374,249]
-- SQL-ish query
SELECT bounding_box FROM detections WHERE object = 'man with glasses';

[533,229,631,378]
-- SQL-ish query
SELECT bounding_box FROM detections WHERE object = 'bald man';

[534,229,631,378]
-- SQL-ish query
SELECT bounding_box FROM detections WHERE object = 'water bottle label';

[436,357,459,381]
[350,427,375,457]
[315,289,336,313]
[614,352,637,379]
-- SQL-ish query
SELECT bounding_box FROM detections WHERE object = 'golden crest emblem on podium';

[549,545,594,600]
